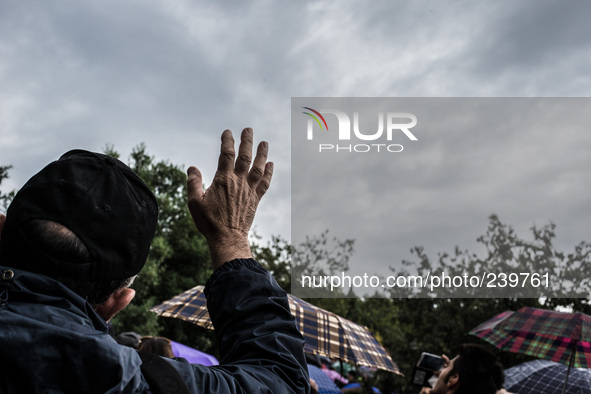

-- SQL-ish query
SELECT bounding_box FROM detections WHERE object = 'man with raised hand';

[0,128,309,393]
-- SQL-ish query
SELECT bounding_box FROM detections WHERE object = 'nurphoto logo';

[302,107,418,153]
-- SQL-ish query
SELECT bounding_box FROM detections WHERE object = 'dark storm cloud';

[451,1,591,95]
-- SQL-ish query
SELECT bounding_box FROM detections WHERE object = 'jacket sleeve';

[164,258,310,393]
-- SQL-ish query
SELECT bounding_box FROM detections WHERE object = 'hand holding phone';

[411,352,445,388]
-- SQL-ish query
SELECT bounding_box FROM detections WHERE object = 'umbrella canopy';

[504,359,591,394]
[469,307,591,368]
[342,382,382,393]
[150,285,401,374]
[469,307,591,394]
[307,364,342,394]
[169,340,218,366]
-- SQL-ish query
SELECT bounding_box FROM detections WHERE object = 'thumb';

[187,166,204,202]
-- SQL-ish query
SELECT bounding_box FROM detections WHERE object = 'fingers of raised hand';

[217,129,236,173]
[234,128,253,175]
[248,139,268,183]
[186,166,204,209]
[255,162,273,199]
[215,127,272,199]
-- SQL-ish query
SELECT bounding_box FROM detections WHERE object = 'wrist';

[207,233,252,270]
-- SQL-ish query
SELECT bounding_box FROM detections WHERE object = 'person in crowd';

[310,378,319,394]
[419,344,504,394]
[138,336,175,358]
[320,359,348,387]
[346,368,360,384]
[116,331,142,349]
[0,128,309,393]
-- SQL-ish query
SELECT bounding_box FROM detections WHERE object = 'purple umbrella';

[170,340,218,366]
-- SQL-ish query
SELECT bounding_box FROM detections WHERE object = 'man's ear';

[0,214,6,241]
[447,373,460,391]
[94,287,135,323]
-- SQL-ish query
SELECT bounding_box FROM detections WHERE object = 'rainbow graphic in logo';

[302,107,328,131]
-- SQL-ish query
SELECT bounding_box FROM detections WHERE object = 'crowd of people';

[117,328,516,394]
[0,129,514,394]
[305,345,513,394]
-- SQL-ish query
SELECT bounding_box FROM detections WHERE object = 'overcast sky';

[291,97,590,297]
[1,1,590,294]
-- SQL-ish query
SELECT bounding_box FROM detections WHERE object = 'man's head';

[430,344,504,394]
[137,336,175,358]
[0,150,158,318]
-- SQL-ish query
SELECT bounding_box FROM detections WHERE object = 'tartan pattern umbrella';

[288,294,400,374]
[504,359,591,394]
[150,285,401,374]
[151,285,214,329]
[469,307,591,394]
[469,307,591,368]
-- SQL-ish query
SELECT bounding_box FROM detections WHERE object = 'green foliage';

[0,165,11,185]
[391,214,591,299]
[0,165,16,212]
[251,233,292,291]
[102,143,120,160]
[291,229,355,297]
[293,229,354,277]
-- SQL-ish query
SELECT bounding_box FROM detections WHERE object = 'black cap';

[0,150,158,280]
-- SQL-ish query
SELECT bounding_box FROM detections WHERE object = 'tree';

[250,232,292,291]
[389,214,591,300]
[0,165,16,212]
[291,229,355,298]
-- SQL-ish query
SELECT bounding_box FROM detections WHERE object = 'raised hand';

[186,128,273,269]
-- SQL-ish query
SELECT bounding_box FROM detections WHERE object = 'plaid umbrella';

[150,285,401,374]
[469,307,591,394]
[504,359,591,394]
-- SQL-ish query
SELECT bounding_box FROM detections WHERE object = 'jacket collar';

[0,265,108,332]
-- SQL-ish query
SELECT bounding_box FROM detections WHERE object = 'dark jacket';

[0,259,309,393]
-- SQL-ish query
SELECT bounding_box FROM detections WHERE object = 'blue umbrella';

[342,382,381,393]
[307,364,342,394]
[170,340,218,366]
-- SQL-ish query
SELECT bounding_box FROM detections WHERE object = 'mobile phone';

[410,352,445,388]
[417,352,444,371]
